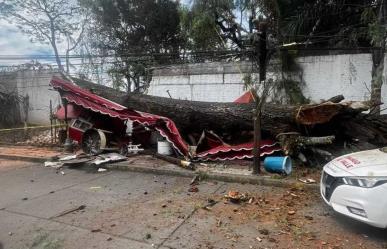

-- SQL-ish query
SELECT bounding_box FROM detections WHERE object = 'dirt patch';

[0,145,62,158]
[193,186,386,249]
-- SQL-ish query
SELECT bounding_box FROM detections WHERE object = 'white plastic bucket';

[157,141,173,155]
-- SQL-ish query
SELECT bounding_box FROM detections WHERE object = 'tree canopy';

[0,0,87,72]
[80,0,184,92]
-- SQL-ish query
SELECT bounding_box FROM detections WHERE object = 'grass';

[29,232,62,249]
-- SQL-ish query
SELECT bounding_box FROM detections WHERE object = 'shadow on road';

[333,212,387,242]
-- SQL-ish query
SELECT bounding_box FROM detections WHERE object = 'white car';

[321,148,387,228]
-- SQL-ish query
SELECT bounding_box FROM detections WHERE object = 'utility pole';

[252,20,268,175]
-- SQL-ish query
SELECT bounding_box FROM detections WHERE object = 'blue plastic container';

[264,156,292,175]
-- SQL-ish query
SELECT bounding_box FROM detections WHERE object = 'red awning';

[51,77,126,111]
[234,90,255,103]
[196,140,281,161]
[56,104,82,120]
[50,77,189,156]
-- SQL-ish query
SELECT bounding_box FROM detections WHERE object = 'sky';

[0,19,57,67]
[0,0,192,68]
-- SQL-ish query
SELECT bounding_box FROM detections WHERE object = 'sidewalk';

[0,145,319,191]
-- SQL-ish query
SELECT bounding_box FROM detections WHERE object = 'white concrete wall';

[148,62,257,102]
[15,70,61,125]
[148,54,387,113]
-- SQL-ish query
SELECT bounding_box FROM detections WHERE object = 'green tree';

[180,6,225,51]
[0,0,87,72]
[81,0,184,92]
[187,0,235,50]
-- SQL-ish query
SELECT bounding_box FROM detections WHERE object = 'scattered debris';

[60,171,65,175]
[299,178,317,184]
[288,210,296,215]
[8,232,12,236]
[256,237,262,242]
[51,205,86,218]
[92,153,127,165]
[145,233,152,239]
[224,191,251,203]
[59,155,77,161]
[305,215,314,220]
[97,168,107,172]
[190,175,200,185]
[127,144,144,154]
[259,229,269,236]
[188,186,199,193]
[268,237,277,243]
[106,237,112,241]
[202,199,219,210]
[17,130,53,146]
[91,229,102,233]
[21,197,28,201]
[44,161,63,169]
[154,153,195,170]
[45,153,94,169]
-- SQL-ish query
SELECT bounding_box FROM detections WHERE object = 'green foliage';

[180,0,232,51]
[191,14,224,50]
[242,73,254,91]
[82,0,183,91]
[368,22,386,46]
[30,233,62,249]
[361,6,386,46]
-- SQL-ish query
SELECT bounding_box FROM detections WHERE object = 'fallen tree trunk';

[68,77,387,146]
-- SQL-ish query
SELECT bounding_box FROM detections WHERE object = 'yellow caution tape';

[0,124,66,132]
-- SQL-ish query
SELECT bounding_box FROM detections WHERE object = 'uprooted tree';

[70,77,387,155]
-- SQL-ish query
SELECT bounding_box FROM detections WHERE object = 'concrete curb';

[106,162,319,191]
[0,154,47,163]
[0,154,319,191]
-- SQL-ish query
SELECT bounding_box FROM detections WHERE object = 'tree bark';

[370,0,386,115]
[371,46,385,115]
[49,20,63,72]
[70,77,387,146]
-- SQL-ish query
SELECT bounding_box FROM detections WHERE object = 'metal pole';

[50,100,53,144]
[252,22,267,175]
[63,99,73,152]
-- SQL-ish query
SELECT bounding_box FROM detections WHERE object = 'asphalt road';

[0,160,386,249]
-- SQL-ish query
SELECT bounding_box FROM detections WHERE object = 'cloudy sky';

[0,0,192,67]
[0,19,57,66]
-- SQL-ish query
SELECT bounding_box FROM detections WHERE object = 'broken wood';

[51,205,86,218]
[153,153,195,170]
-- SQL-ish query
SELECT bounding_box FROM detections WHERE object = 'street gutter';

[0,154,319,191]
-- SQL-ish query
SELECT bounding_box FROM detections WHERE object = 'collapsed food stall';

[50,77,281,161]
